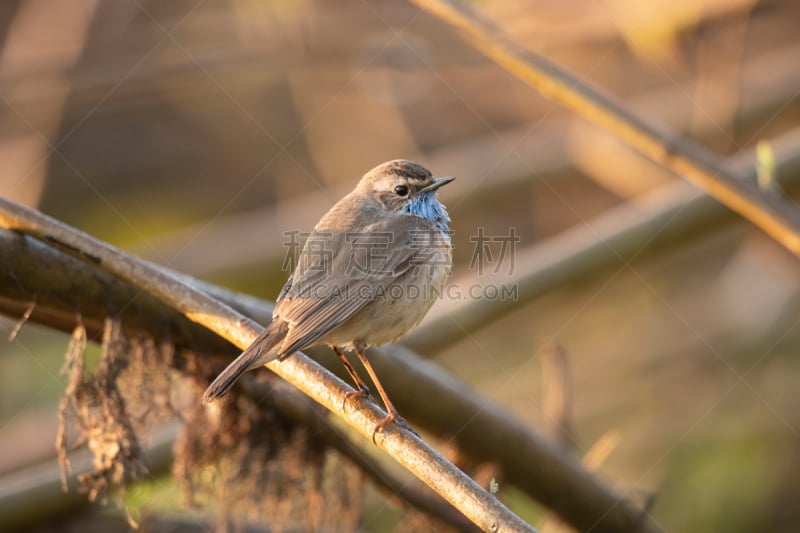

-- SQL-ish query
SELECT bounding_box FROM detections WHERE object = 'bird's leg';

[353,345,413,442]
[330,345,372,409]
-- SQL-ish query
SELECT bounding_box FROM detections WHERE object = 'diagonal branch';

[0,199,535,533]
[0,225,658,533]
[251,379,481,532]
[407,0,800,257]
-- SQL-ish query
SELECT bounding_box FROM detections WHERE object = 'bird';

[203,159,454,438]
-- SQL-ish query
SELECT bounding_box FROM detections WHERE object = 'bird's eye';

[394,185,409,197]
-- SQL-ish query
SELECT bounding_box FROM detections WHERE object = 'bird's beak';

[420,176,455,193]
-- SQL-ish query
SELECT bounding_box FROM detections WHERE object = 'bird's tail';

[203,320,289,402]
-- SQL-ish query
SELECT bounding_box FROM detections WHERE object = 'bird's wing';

[274,215,441,356]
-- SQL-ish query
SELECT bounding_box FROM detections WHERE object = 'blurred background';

[2,0,800,531]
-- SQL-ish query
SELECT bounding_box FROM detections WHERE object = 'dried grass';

[56,316,363,530]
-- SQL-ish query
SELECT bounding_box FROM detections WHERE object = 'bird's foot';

[371,413,418,443]
[342,385,372,411]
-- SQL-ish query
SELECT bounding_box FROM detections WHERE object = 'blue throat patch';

[402,191,450,233]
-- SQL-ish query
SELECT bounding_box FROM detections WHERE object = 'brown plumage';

[203,159,454,437]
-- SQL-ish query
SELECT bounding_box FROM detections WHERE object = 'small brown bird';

[204,160,454,437]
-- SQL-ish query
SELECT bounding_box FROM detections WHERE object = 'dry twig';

[540,342,574,449]
[0,199,535,533]
[408,0,800,257]
[0,226,658,533]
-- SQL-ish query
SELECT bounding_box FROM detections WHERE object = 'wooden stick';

[0,227,655,533]
[408,0,800,257]
[0,199,535,533]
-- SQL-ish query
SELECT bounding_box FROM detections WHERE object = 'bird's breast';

[323,236,452,349]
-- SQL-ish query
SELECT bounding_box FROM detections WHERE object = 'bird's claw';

[342,386,371,411]
[371,413,417,443]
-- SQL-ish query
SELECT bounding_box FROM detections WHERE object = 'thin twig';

[540,342,573,449]
[7,298,35,342]
[581,432,622,472]
[0,199,535,533]
[408,0,800,257]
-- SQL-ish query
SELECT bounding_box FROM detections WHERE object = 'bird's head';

[357,160,455,222]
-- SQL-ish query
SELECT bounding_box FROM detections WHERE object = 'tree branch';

[0,199,535,533]
[249,379,481,532]
[0,225,656,533]
[407,0,800,257]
